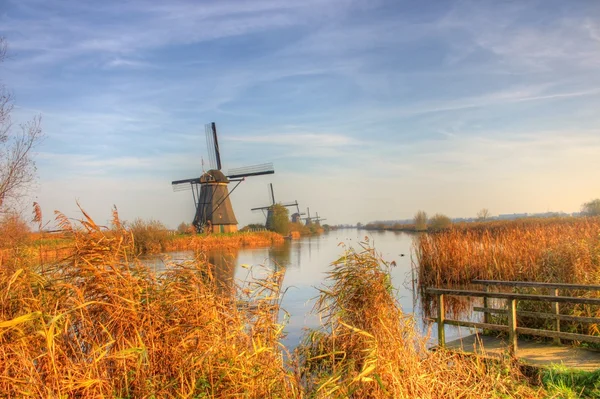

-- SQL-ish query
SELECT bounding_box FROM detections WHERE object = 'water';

[144,229,468,347]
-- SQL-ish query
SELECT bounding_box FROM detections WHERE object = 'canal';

[144,228,467,348]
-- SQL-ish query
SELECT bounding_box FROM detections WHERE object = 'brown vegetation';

[416,217,600,286]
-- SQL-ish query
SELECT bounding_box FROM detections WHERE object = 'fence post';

[507,298,517,356]
[483,284,489,324]
[438,293,445,348]
[551,288,561,345]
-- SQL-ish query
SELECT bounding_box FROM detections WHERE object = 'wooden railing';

[426,280,600,356]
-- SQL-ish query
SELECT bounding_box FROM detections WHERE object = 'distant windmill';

[251,183,299,230]
[302,207,326,226]
[172,122,274,233]
[290,201,306,224]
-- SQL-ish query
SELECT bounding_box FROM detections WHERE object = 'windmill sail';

[227,163,274,179]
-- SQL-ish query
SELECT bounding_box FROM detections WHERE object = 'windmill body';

[251,183,299,230]
[194,169,238,233]
[172,123,274,233]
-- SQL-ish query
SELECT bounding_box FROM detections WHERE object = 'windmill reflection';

[207,249,239,296]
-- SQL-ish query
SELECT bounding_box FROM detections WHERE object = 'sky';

[2,0,600,228]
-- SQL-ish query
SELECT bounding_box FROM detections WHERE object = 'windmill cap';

[200,169,229,183]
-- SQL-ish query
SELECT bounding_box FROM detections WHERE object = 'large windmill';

[251,183,299,230]
[172,122,274,233]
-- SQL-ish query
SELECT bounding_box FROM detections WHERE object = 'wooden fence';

[426,280,600,356]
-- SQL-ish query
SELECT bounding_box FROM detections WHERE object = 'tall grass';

[295,242,543,398]
[2,210,568,397]
[0,209,297,398]
[416,217,600,286]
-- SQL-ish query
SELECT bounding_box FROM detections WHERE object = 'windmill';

[302,207,326,226]
[172,122,274,233]
[290,201,306,224]
[251,183,299,230]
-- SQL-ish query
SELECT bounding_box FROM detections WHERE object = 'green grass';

[541,365,600,398]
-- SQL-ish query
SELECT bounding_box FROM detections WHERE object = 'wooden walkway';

[446,334,600,371]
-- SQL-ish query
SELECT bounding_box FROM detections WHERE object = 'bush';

[128,218,170,254]
[414,210,428,231]
[0,212,30,248]
[428,213,452,230]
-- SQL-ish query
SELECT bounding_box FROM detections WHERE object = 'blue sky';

[2,0,600,227]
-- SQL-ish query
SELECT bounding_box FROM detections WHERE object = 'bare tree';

[0,37,44,210]
[476,208,490,221]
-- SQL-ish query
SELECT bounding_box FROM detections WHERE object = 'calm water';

[144,229,467,347]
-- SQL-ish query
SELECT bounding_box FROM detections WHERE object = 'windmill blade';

[227,163,274,179]
[172,177,201,191]
[269,183,275,205]
[205,122,222,170]
[251,205,271,211]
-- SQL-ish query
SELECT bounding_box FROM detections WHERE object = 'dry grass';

[295,241,543,398]
[166,231,284,252]
[0,208,297,398]
[416,217,600,336]
[1,209,554,398]
[416,217,600,286]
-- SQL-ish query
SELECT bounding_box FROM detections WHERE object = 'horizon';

[2,0,600,229]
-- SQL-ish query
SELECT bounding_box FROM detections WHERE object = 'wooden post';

[438,293,445,348]
[551,288,561,345]
[507,298,517,356]
[483,284,489,324]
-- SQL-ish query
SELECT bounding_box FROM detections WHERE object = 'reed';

[416,217,600,336]
[416,217,600,286]
[295,242,543,398]
[0,209,297,398]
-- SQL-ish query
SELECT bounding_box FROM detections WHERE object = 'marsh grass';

[295,241,543,398]
[0,208,296,398]
[2,210,579,398]
[416,217,600,339]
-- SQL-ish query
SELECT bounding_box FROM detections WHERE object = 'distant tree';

[270,204,290,235]
[0,37,44,211]
[581,199,600,216]
[357,222,363,229]
[414,210,428,231]
[428,213,452,230]
[477,208,490,221]
[0,211,30,248]
[177,221,194,234]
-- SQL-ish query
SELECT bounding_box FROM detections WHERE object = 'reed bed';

[1,210,562,397]
[416,217,600,286]
[165,231,284,253]
[416,217,600,337]
[295,242,543,398]
[0,209,296,398]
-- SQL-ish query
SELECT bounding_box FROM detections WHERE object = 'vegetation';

[0,37,44,211]
[295,242,543,398]
[269,203,290,235]
[477,208,491,221]
[414,210,428,231]
[127,218,171,254]
[1,214,554,398]
[581,198,600,216]
[428,213,452,230]
[0,209,296,398]
[541,365,600,398]
[416,217,600,287]
[416,217,600,338]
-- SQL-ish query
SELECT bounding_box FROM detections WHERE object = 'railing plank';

[516,327,600,345]
[473,280,600,291]
[425,288,600,305]
[444,319,510,332]
[472,307,600,324]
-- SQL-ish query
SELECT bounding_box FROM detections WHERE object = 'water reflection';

[143,230,475,347]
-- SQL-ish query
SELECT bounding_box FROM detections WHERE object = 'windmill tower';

[172,122,274,233]
[251,183,299,230]
[302,207,326,226]
[290,201,305,224]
